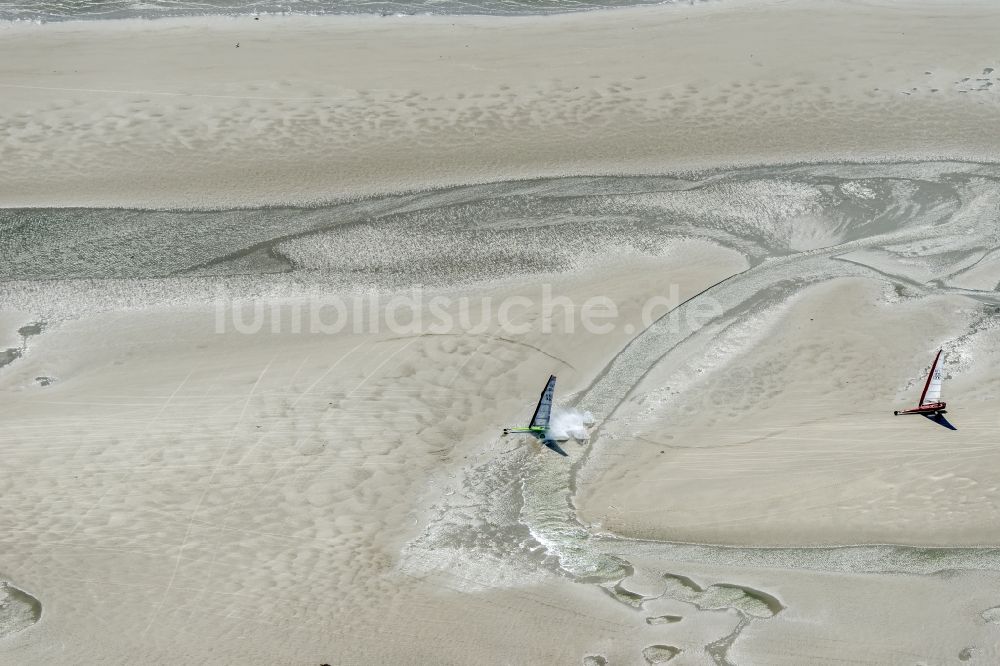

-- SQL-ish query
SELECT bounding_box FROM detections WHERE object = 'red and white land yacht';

[894,349,946,416]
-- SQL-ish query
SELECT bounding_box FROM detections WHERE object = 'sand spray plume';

[546,407,595,441]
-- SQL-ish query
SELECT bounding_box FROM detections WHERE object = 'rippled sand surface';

[5,1,1000,663]
[4,2,1000,208]
[3,164,1000,663]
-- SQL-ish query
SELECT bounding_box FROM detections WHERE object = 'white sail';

[530,375,556,428]
[920,350,944,405]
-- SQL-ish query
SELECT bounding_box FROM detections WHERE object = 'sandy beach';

[4,0,1000,663]
[2,1,1000,207]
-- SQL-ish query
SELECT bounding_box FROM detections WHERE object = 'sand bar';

[3,0,1000,207]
